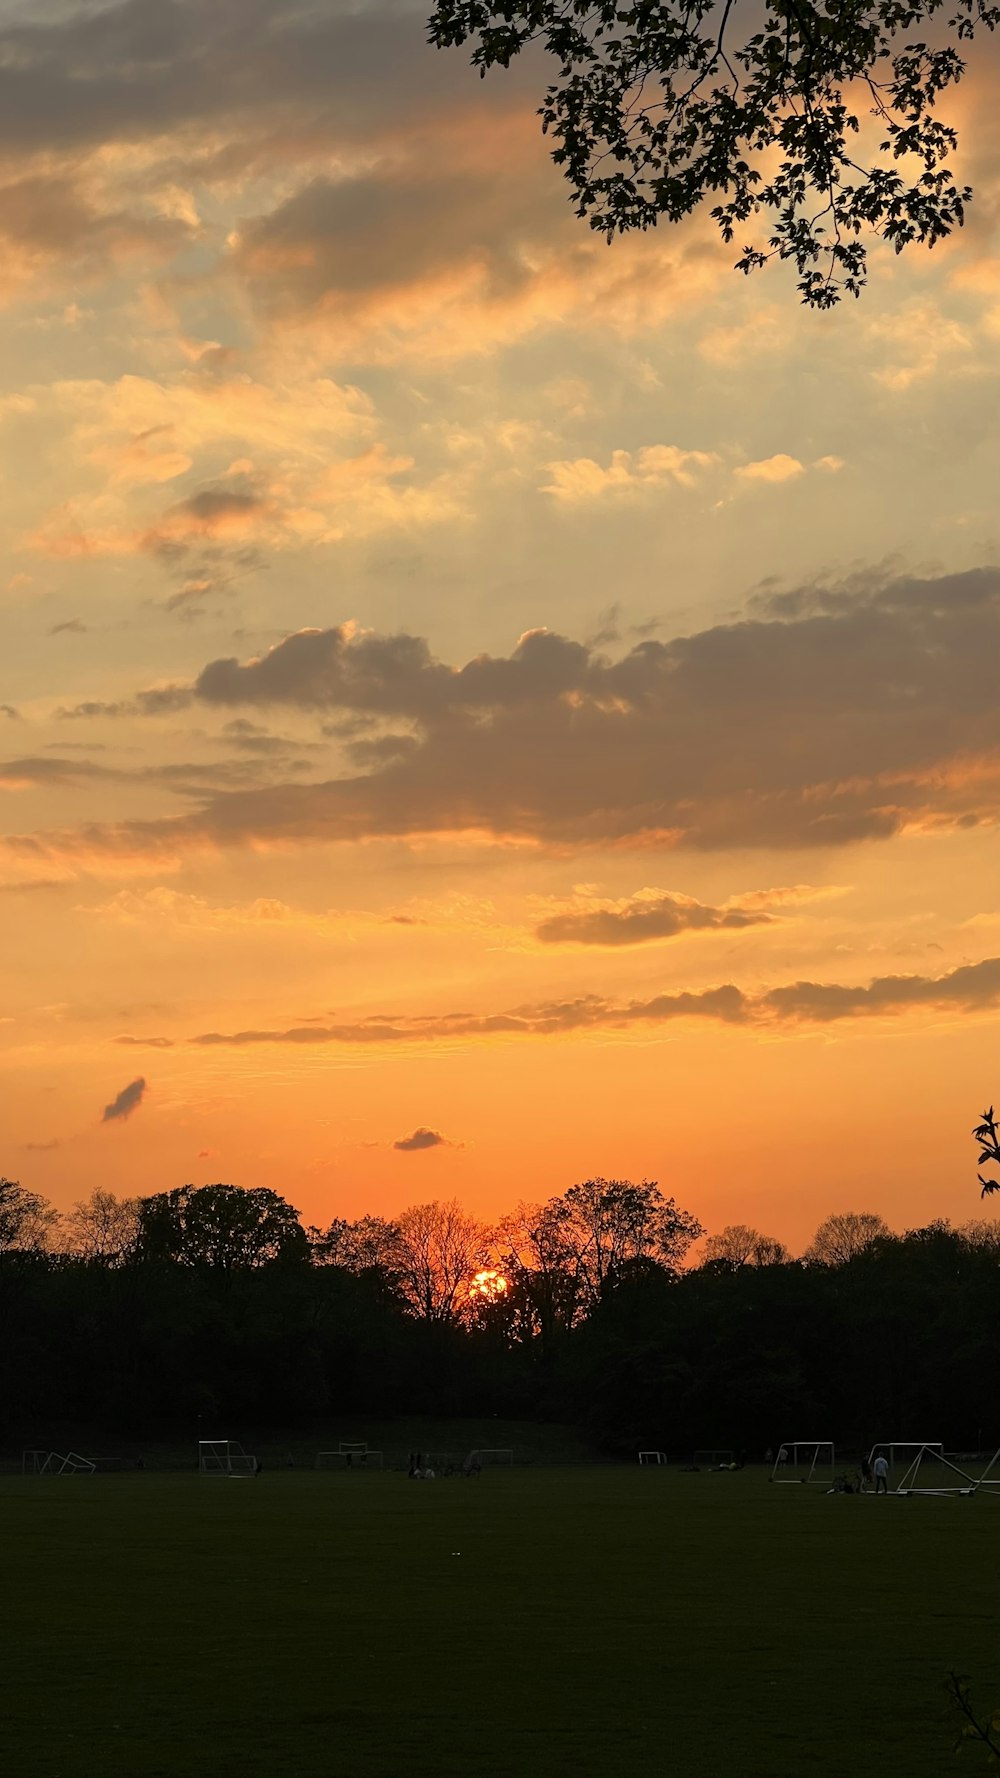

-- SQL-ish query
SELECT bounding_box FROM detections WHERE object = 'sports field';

[3,1464,998,1776]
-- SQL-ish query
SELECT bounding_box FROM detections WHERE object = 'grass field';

[3,1464,998,1776]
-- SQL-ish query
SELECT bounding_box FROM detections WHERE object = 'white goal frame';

[639,1450,667,1465]
[23,1449,96,1475]
[771,1441,835,1484]
[471,1448,513,1466]
[974,1448,1000,1491]
[198,1439,258,1479]
[894,1444,977,1497]
[868,1441,943,1471]
[694,1448,734,1469]
[315,1442,383,1470]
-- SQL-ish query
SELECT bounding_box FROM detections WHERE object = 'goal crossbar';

[315,1449,383,1469]
[639,1450,667,1465]
[771,1441,835,1484]
[198,1439,258,1478]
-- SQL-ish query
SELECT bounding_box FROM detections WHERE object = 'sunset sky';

[3,0,1000,1251]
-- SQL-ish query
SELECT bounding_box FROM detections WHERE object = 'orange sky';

[3,0,1000,1254]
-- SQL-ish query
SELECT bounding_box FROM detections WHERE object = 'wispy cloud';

[534,888,784,947]
[189,955,1000,1047]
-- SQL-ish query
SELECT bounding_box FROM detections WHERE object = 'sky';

[3,0,1000,1251]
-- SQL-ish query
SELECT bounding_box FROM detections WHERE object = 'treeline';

[2,1174,1000,1454]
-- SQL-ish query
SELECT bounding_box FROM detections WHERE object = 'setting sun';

[468,1269,510,1303]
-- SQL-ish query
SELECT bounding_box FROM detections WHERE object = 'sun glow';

[468,1268,509,1303]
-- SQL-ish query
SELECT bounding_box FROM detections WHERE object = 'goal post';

[315,1443,384,1470]
[868,1441,943,1470]
[895,1444,977,1496]
[198,1439,258,1479]
[693,1448,734,1470]
[771,1441,835,1484]
[975,1448,1000,1489]
[638,1450,667,1465]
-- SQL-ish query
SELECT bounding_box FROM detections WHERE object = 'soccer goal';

[28,1450,97,1475]
[867,1441,943,1489]
[424,1452,461,1474]
[471,1449,513,1466]
[894,1444,977,1497]
[315,1442,383,1470]
[198,1439,258,1478]
[639,1450,667,1465]
[693,1448,734,1470]
[771,1441,835,1484]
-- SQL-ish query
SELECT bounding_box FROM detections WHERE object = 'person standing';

[873,1452,890,1495]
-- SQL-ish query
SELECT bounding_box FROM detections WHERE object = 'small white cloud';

[542,444,719,502]
[733,454,805,485]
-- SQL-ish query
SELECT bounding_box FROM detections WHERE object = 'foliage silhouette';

[974,1106,1000,1195]
[429,0,999,304]
[5,1172,1000,1451]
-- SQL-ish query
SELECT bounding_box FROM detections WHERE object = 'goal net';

[693,1448,734,1470]
[471,1449,513,1466]
[315,1442,383,1470]
[638,1450,667,1465]
[198,1439,258,1478]
[771,1441,835,1484]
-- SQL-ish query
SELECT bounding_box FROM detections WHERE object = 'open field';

[3,1465,998,1777]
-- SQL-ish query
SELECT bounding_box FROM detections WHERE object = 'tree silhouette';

[429,0,999,304]
[804,1209,890,1265]
[137,1184,308,1271]
[61,1189,140,1265]
[555,1177,703,1302]
[701,1223,790,1269]
[392,1199,490,1322]
[0,1177,59,1254]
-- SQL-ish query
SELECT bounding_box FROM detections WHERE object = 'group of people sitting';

[828,1453,891,1494]
[407,1451,482,1480]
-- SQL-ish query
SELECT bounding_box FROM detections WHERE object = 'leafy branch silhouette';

[973,1107,1000,1197]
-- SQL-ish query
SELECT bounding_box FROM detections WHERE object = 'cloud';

[193,985,747,1047]
[734,454,805,485]
[49,618,87,636]
[189,955,1000,1048]
[7,566,1000,871]
[535,889,781,946]
[393,1127,448,1152]
[101,1076,147,1123]
[24,1138,62,1152]
[542,445,720,502]
[114,1034,174,1048]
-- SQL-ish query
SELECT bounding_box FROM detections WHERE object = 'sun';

[467,1268,509,1304]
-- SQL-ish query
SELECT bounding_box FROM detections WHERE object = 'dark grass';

[3,1466,998,1776]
